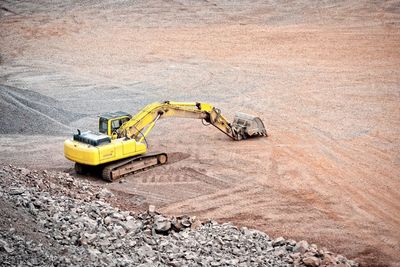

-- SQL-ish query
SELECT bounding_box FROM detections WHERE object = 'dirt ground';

[1,1,399,266]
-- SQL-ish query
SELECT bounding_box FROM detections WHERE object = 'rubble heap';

[0,166,357,266]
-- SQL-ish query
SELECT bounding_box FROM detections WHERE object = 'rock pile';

[0,165,358,266]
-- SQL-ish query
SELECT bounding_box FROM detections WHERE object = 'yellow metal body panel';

[64,138,146,166]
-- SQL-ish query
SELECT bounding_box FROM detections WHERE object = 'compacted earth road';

[1,1,399,266]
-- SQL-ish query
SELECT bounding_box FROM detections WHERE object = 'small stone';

[137,244,155,258]
[321,254,336,265]
[180,217,191,228]
[336,254,347,263]
[104,216,113,225]
[154,215,171,233]
[95,238,108,249]
[273,236,285,247]
[274,247,286,257]
[63,257,71,264]
[0,239,14,253]
[184,251,196,260]
[290,252,301,259]
[123,220,142,232]
[171,218,183,231]
[347,260,358,267]
[143,229,152,235]
[9,187,24,195]
[96,188,113,199]
[87,247,100,256]
[148,205,156,213]
[78,236,88,246]
[302,256,320,267]
[294,240,309,254]
[224,259,239,265]
[191,219,202,229]
[28,202,37,215]
[18,167,30,176]
[111,212,125,221]
[114,225,126,237]
[85,233,97,243]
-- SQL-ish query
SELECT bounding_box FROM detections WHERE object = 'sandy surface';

[1,1,400,266]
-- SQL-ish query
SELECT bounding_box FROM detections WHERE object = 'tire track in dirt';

[106,152,230,206]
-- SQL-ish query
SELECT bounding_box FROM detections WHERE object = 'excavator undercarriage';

[101,152,167,181]
[74,152,168,182]
[64,101,267,181]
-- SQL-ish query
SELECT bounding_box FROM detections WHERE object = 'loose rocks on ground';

[0,165,358,266]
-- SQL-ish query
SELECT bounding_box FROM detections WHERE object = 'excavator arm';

[118,101,266,141]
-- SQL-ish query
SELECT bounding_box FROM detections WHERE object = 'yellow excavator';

[64,101,267,181]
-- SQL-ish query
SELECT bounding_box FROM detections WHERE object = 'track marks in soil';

[107,155,230,206]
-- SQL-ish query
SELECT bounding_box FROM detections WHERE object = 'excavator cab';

[99,112,132,139]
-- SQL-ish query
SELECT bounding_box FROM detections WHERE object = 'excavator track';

[101,152,168,182]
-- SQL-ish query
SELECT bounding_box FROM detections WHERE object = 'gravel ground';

[0,165,358,266]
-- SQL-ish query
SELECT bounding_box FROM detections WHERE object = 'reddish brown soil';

[1,1,399,266]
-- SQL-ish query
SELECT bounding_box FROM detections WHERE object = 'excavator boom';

[119,101,266,141]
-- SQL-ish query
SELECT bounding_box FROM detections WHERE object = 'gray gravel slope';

[0,85,82,135]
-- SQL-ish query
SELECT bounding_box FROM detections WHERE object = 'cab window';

[111,120,121,132]
[120,117,129,125]
[99,118,108,133]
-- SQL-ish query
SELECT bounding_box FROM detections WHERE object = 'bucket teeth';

[232,112,267,139]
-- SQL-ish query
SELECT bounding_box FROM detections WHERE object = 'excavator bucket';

[232,112,267,140]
